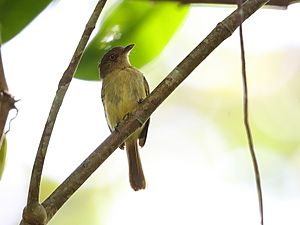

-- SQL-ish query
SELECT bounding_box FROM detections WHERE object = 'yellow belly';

[102,68,147,132]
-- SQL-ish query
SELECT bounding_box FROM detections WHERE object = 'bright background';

[1,0,300,224]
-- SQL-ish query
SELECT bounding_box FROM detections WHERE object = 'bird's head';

[99,44,135,78]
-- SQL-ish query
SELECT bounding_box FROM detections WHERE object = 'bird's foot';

[137,98,144,104]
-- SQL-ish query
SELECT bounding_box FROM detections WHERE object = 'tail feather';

[125,140,146,191]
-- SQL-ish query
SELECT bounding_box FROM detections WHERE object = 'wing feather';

[138,75,150,147]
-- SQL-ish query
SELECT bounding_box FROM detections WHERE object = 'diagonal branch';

[25,0,107,216]
[41,0,269,222]
[148,0,297,8]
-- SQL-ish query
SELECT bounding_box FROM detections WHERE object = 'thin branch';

[0,46,15,143]
[0,47,8,91]
[25,0,107,213]
[237,2,264,225]
[40,0,269,222]
[147,0,297,8]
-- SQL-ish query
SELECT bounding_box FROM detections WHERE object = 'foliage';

[75,1,190,80]
[0,0,53,43]
[0,136,7,179]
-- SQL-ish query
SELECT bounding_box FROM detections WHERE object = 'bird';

[99,44,150,191]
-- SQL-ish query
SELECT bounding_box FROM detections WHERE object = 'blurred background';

[0,0,300,224]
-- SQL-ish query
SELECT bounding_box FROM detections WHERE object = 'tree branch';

[40,0,269,222]
[0,47,8,92]
[148,0,297,8]
[0,46,15,145]
[22,0,108,224]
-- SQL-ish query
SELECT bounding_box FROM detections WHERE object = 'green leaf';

[75,1,190,80]
[0,136,7,179]
[0,0,53,43]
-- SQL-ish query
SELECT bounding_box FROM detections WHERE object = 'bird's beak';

[124,44,135,54]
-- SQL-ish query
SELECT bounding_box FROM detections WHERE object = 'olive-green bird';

[99,44,150,191]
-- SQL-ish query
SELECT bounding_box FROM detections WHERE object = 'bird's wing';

[101,83,113,133]
[138,75,150,147]
[143,75,150,95]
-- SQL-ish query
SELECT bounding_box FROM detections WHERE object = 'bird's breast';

[102,68,146,130]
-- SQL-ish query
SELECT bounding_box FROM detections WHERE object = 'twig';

[23,0,108,224]
[40,0,269,222]
[147,0,297,9]
[0,46,15,144]
[237,2,264,224]
[0,47,8,91]
[5,106,19,134]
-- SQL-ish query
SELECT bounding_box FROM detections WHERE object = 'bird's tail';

[125,139,146,191]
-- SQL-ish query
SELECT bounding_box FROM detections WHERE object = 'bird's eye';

[109,54,116,61]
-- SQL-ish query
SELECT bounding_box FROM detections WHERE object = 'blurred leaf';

[76,1,190,80]
[0,136,7,179]
[179,49,300,156]
[0,0,53,43]
[41,178,113,225]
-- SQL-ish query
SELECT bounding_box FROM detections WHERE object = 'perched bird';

[99,44,150,191]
